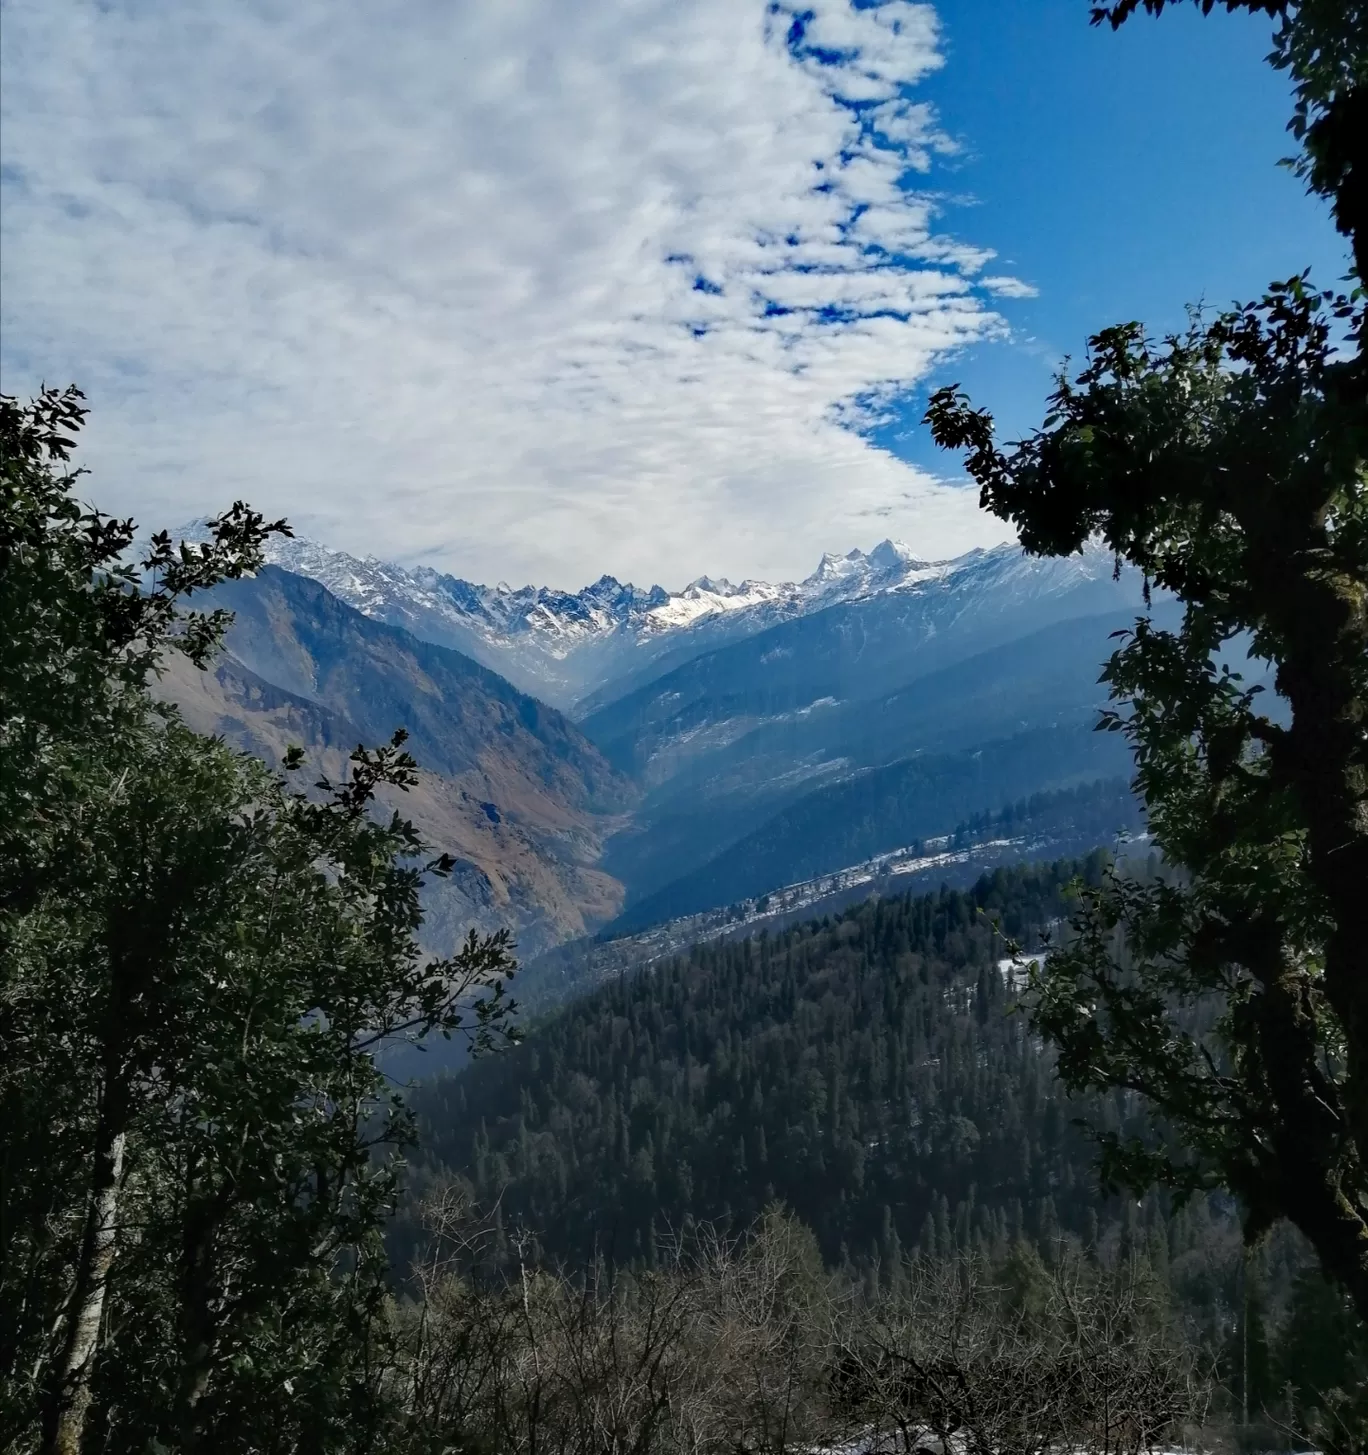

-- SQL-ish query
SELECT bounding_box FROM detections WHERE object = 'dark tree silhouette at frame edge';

[1,388,521,1454]
[919,0,1367,1326]
[927,282,1367,1314]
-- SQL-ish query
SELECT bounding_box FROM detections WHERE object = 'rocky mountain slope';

[245,531,1098,713]
[157,532,1164,949]
[157,567,636,956]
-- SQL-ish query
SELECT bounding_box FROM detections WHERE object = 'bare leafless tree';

[389,1201,1209,1455]
[834,1251,1208,1455]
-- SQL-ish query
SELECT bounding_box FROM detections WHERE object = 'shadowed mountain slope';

[157,567,636,954]
[607,721,1130,933]
[597,604,1168,914]
[578,546,1144,770]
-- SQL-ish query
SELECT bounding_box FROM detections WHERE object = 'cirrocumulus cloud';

[0,0,1025,587]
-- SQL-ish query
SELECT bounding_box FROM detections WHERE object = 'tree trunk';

[1258,533,1368,1321]
[42,1112,126,1455]
[172,1178,233,1453]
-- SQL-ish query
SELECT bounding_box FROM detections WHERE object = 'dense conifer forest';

[415,860,1120,1266]
[416,865,1227,1291]
[409,861,1366,1435]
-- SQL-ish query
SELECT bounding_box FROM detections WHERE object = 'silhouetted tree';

[925,0,1366,1318]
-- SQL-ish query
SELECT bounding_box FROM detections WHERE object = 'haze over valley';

[159,527,1154,959]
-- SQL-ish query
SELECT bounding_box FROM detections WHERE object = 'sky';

[0,0,1348,591]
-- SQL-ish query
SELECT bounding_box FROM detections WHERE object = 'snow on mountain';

[278,535,975,632]
[264,534,670,647]
[264,533,961,647]
[173,521,1115,710]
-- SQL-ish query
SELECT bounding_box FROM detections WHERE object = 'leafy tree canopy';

[1,390,519,1453]
[920,0,1368,1323]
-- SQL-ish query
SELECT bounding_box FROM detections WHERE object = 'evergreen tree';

[410,857,1176,1274]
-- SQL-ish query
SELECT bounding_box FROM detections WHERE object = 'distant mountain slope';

[253,534,1007,712]
[218,528,1136,714]
[157,567,637,955]
[608,722,1131,933]
[643,609,1145,800]
[595,604,1165,912]
[254,535,675,705]
[580,549,1143,777]
[153,539,1170,954]
[516,777,1142,1017]
[573,561,1151,920]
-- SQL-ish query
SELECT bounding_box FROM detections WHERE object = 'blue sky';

[0,0,1346,587]
[879,0,1346,467]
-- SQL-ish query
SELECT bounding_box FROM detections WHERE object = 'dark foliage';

[928,271,1368,1319]
[1,391,519,1453]
[414,858,1164,1270]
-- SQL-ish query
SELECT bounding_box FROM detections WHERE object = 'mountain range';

[157,527,1162,954]
[158,566,635,957]
[256,532,1081,712]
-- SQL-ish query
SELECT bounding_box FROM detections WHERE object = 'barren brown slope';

[157,568,637,956]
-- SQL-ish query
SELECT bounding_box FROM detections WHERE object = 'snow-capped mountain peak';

[170,519,1124,709]
[807,537,926,584]
[809,549,859,583]
[866,537,920,571]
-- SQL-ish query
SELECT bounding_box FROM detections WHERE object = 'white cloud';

[980,275,1040,299]
[0,0,1021,589]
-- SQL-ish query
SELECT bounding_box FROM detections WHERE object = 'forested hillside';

[409,858,1365,1432]
[416,859,1177,1270]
